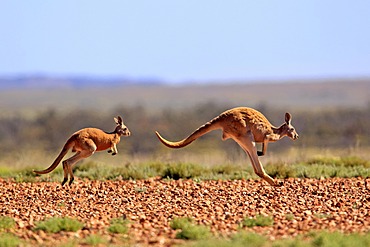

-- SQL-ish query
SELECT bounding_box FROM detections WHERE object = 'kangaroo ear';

[114,116,122,125]
[285,112,292,124]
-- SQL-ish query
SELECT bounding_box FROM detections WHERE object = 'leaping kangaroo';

[34,116,131,186]
[155,107,299,186]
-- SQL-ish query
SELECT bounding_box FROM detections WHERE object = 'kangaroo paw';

[68,177,74,186]
[274,180,284,187]
[62,178,68,186]
[112,152,117,156]
[257,151,264,156]
[107,150,112,153]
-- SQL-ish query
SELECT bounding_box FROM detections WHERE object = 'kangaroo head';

[280,112,299,140]
[114,116,131,136]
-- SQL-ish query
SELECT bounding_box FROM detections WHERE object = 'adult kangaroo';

[155,107,299,186]
[34,116,131,186]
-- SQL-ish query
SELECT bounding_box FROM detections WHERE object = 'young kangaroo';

[34,116,131,186]
[155,107,299,186]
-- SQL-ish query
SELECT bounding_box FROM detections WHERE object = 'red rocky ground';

[0,177,369,246]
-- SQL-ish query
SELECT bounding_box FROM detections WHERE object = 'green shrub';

[307,156,370,168]
[242,214,274,228]
[0,233,21,247]
[34,217,83,233]
[185,231,370,247]
[108,217,129,234]
[231,232,267,247]
[184,233,267,247]
[176,224,211,240]
[170,217,193,230]
[272,238,311,247]
[0,167,12,176]
[163,163,205,180]
[0,216,15,230]
[170,217,211,240]
[309,231,370,247]
[3,155,370,183]
[265,162,297,178]
[14,168,38,183]
[84,234,108,246]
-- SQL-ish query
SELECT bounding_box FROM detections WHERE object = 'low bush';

[84,234,108,246]
[34,217,83,233]
[170,217,193,230]
[186,231,370,247]
[0,233,21,247]
[176,224,211,240]
[2,155,370,182]
[307,156,370,168]
[108,217,129,234]
[241,214,274,228]
[170,217,211,240]
[0,216,15,231]
[308,231,370,247]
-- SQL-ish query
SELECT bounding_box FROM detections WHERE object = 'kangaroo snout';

[124,130,131,136]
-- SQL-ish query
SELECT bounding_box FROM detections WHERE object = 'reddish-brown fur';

[156,107,299,186]
[34,116,131,186]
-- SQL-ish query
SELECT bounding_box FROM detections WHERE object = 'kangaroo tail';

[34,139,73,174]
[155,117,222,149]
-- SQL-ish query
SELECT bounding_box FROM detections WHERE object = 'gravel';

[1,177,369,246]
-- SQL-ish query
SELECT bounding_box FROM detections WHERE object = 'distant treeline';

[0,102,369,155]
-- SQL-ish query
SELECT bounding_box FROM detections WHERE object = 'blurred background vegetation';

[0,79,369,171]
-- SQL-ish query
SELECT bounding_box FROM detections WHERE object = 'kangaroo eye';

[290,128,295,131]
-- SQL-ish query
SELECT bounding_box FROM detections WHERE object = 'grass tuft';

[176,224,211,240]
[170,217,193,230]
[34,217,83,233]
[170,217,211,240]
[163,163,205,180]
[108,217,130,234]
[184,231,370,247]
[0,233,21,247]
[307,156,370,168]
[1,155,369,183]
[241,214,274,228]
[0,216,16,231]
[231,232,267,247]
[84,234,108,246]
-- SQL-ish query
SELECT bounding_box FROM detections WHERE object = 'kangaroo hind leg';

[233,131,278,186]
[62,140,96,186]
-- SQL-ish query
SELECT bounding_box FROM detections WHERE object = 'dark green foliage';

[163,162,206,179]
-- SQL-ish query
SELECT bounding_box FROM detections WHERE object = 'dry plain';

[0,177,369,246]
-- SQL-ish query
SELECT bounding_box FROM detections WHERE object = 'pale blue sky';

[1,0,370,83]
